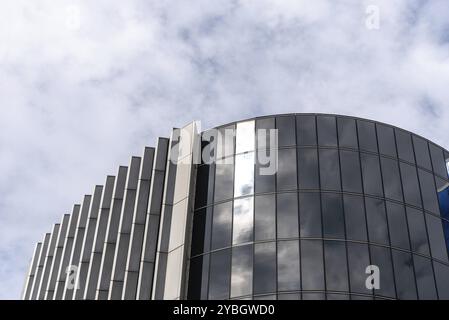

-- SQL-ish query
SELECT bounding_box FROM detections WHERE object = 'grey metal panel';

[54,204,80,300]
[95,166,128,299]
[30,233,51,300]
[22,242,42,300]
[37,223,60,299]
[73,185,104,299]
[63,195,92,299]
[45,214,70,300]
[84,175,116,300]
[109,155,144,299]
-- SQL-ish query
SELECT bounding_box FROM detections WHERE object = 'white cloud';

[1,0,449,299]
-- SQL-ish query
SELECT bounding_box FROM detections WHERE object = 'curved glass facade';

[188,114,449,300]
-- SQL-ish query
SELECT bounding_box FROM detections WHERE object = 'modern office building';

[22,113,449,300]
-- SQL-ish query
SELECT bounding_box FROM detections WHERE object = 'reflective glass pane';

[425,214,448,263]
[380,157,403,202]
[377,124,397,157]
[400,162,422,208]
[392,250,417,300]
[234,152,254,197]
[337,117,358,149]
[208,249,231,300]
[256,117,275,150]
[254,242,276,295]
[413,136,432,170]
[255,194,276,241]
[255,157,275,193]
[327,294,349,300]
[347,242,371,295]
[386,202,410,250]
[357,120,378,153]
[296,115,317,146]
[324,241,349,292]
[407,207,430,255]
[429,143,448,179]
[366,198,389,245]
[396,129,415,164]
[236,121,255,154]
[418,169,439,214]
[302,293,325,300]
[232,197,254,245]
[217,125,235,160]
[276,116,296,147]
[191,209,212,256]
[322,193,345,239]
[319,149,341,191]
[301,240,324,290]
[433,261,449,299]
[340,150,362,193]
[231,244,253,298]
[299,192,322,238]
[277,193,299,239]
[187,255,208,300]
[277,240,300,291]
[211,202,232,250]
[370,245,396,299]
[277,293,300,300]
[195,165,210,209]
[361,153,383,197]
[413,255,437,299]
[214,158,234,202]
[298,148,319,189]
[277,149,297,191]
[317,116,337,147]
[344,195,367,241]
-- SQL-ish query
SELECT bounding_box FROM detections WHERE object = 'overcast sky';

[1,0,449,299]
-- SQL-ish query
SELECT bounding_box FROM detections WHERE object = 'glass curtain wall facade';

[22,114,449,300]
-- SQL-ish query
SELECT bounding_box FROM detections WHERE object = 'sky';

[1,0,449,299]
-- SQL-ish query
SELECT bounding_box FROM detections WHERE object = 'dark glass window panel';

[337,117,358,149]
[396,129,415,164]
[277,293,300,300]
[195,165,210,209]
[277,240,300,291]
[413,136,432,170]
[377,124,397,157]
[340,150,362,193]
[191,209,212,256]
[400,162,422,208]
[255,194,276,241]
[296,115,316,146]
[299,192,322,238]
[214,158,234,202]
[429,143,448,179]
[406,207,430,255]
[302,293,325,300]
[301,240,325,290]
[319,149,341,191]
[322,193,345,239]
[361,153,383,197]
[344,195,367,241]
[392,250,417,300]
[327,294,350,300]
[357,120,378,153]
[298,148,319,189]
[254,242,276,295]
[433,261,449,299]
[277,193,299,239]
[255,156,276,194]
[324,241,349,292]
[208,249,231,300]
[277,149,297,191]
[211,202,232,250]
[386,202,410,250]
[413,255,437,300]
[187,256,208,300]
[418,169,440,214]
[230,245,253,298]
[256,117,275,150]
[425,214,448,263]
[276,116,296,147]
[317,116,337,147]
[365,198,389,245]
[380,157,403,202]
[370,245,396,299]
[347,242,371,295]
